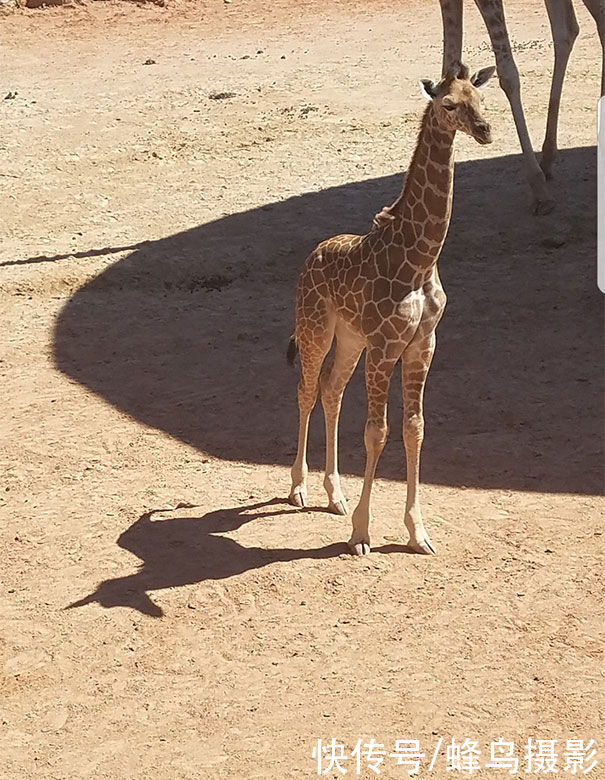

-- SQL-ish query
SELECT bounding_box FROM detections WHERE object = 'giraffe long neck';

[390,105,456,267]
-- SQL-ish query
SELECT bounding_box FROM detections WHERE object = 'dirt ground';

[0,0,603,777]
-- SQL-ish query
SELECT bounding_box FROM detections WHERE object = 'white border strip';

[599,96,604,293]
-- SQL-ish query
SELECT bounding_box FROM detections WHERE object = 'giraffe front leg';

[349,417,388,555]
[439,0,463,76]
[402,332,437,555]
[349,348,397,555]
[403,414,435,555]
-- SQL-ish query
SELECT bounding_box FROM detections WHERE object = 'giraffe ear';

[471,66,496,89]
[419,79,437,101]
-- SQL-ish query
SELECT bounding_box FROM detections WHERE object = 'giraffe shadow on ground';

[53,146,601,496]
[67,498,419,616]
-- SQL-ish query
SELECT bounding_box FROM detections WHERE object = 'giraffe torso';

[297,231,447,354]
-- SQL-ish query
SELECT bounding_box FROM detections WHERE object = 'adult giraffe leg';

[401,330,437,555]
[474,0,554,214]
[289,303,335,509]
[349,345,399,556]
[541,0,579,178]
[320,326,364,515]
[580,0,605,95]
[439,0,463,75]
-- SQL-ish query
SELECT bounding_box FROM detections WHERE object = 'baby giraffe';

[288,62,495,555]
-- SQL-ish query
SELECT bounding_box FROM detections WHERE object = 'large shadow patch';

[52,147,601,495]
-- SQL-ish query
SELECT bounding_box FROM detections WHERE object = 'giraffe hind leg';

[580,0,605,96]
[319,324,364,515]
[474,0,554,214]
[289,302,335,508]
[541,0,579,179]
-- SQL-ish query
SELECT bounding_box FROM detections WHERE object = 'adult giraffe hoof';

[328,499,348,516]
[539,162,554,180]
[533,196,555,216]
[409,536,436,555]
[289,489,306,508]
[348,539,370,556]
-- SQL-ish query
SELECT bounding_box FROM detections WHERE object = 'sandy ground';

[0,0,603,777]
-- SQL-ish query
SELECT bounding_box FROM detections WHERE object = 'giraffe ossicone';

[288,62,496,556]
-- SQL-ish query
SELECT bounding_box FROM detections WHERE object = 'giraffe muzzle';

[473,122,492,145]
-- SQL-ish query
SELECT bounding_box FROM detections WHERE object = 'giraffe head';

[420,62,495,145]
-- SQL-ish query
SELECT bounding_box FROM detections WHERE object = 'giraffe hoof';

[328,500,348,516]
[533,197,555,216]
[348,539,370,556]
[289,490,306,508]
[409,537,436,555]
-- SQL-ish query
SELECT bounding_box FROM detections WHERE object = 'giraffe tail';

[286,334,298,366]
